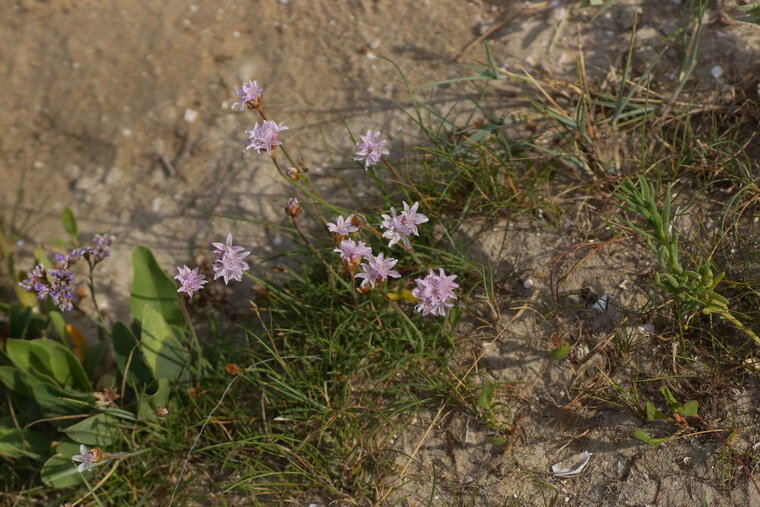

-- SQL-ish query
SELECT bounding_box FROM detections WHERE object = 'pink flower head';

[334,239,372,271]
[411,268,459,317]
[355,252,401,289]
[232,80,263,110]
[380,201,429,248]
[212,233,251,285]
[72,444,96,473]
[174,265,208,297]
[327,215,359,236]
[245,120,287,155]
[354,130,389,169]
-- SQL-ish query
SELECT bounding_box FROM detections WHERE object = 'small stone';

[710,65,724,79]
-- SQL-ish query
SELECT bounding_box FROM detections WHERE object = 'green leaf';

[6,338,58,386]
[138,377,171,423]
[0,366,40,398]
[676,400,699,418]
[31,383,91,422]
[8,304,32,339]
[130,246,183,326]
[550,343,571,360]
[41,441,85,488]
[645,401,671,422]
[140,306,189,385]
[487,435,507,446]
[61,208,78,244]
[0,418,52,459]
[6,338,90,391]
[659,386,680,412]
[478,378,495,411]
[633,428,673,446]
[112,321,153,387]
[63,414,119,446]
[737,3,760,24]
[48,311,73,350]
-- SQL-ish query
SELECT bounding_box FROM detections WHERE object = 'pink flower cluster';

[245,120,287,155]
[380,201,429,249]
[412,269,459,317]
[175,233,250,298]
[327,201,458,317]
[354,130,389,169]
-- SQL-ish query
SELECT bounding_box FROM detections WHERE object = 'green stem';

[716,308,760,347]
[177,296,203,376]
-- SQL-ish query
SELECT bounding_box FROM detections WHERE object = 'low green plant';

[634,385,699,446]
[615,176,760,346]
[0,210,197,490]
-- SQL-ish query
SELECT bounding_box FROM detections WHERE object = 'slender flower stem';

[178,296,203,376]
[85,261,107,342]
[377,287,424,341]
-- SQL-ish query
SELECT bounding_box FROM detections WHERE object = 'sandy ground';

[3,0,760,504]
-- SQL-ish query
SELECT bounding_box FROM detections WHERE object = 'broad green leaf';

[31,382,91,422]
[550,343,571,360]
[7,338,90,391]
[659,386,680,411]
[39,339,91,391]
[633,428,672,446]
[112,322,153,387]
[129,246,182,326]
[83,342,108,379]
[63,414,119,446]
[140,306,189,385]
[48,311,73,350]
[0,366,40,398]
[6,338,58,386]
[41,441,85,488]
[9,304,32,339]
[138,377,171,423]
[478,378,495,411]
[676,400,699,418]
[61,208,78,244]
[645,401,671,422]
[0,418,52,459]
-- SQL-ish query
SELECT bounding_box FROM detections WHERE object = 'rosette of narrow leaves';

[615,177,759,346]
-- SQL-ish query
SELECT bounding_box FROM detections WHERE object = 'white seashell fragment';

[551,451,590,477]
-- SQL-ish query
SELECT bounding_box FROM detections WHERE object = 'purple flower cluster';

[174,266,208,297]
[380,201,429,249]
[354,130,389,169]
[212,233,250,285]
[18,234,116,312]
[175,233,250,299]
[232,80,263,110]
[356,252,401,289]
[334,239,371,272]
[245,120,287,155]
[411,269,459,317]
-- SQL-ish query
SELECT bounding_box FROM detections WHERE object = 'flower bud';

[226,363,243,375]
[155,406,169,418]
[286,166,301,181]
[286,197,303,218]
[90,448,104,463]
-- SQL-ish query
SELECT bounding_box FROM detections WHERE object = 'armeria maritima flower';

[354,130,389,169]
[174,265,208,297]
[355,252,401,289]
[380,201,429,248]
[411,268,459,317]
[212,233,250,284]
[232,80,263,110]
[326,215,359,237]
[334,239,372,272]
[245,120,287,155]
